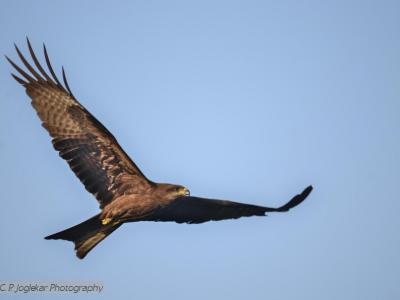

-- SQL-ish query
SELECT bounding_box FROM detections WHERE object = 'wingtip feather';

[11,73,28,85]
[43,42,65,91]
[273,185,313,212]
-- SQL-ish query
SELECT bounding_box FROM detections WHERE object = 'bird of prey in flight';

[6,39,313,259]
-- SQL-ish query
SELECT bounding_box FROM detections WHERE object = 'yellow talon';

[102,217,112,225]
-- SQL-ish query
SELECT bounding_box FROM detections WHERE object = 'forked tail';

[45,214,122,259]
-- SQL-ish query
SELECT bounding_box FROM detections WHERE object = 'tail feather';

[45,214,121,259]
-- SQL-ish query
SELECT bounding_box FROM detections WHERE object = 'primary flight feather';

[7,39,313,259]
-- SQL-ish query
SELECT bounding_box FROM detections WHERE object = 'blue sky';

[1,0,399,299]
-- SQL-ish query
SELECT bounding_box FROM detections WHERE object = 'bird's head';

[172,185,190,198]
[158,184,190,201]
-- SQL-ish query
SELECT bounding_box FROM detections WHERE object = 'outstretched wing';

[148,186,312,224]
[6,39,153,208]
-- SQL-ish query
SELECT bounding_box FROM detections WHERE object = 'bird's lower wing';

[147,185,312,224]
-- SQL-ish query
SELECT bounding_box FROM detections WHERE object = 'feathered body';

[7,39,313,259]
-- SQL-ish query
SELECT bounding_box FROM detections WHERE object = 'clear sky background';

[1,1,399,299]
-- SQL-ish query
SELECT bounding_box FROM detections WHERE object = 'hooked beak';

[179,187,190,197]
[184,188,190,196]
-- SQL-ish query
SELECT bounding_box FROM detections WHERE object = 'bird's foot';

[102,217,112,225]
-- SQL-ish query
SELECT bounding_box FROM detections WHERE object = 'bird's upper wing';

[7,39,153,208]
[147,185,312,224]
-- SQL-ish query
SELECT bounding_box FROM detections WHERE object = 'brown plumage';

[7,39,313,259]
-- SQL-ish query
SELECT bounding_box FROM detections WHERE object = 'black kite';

[7,39,313,259]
